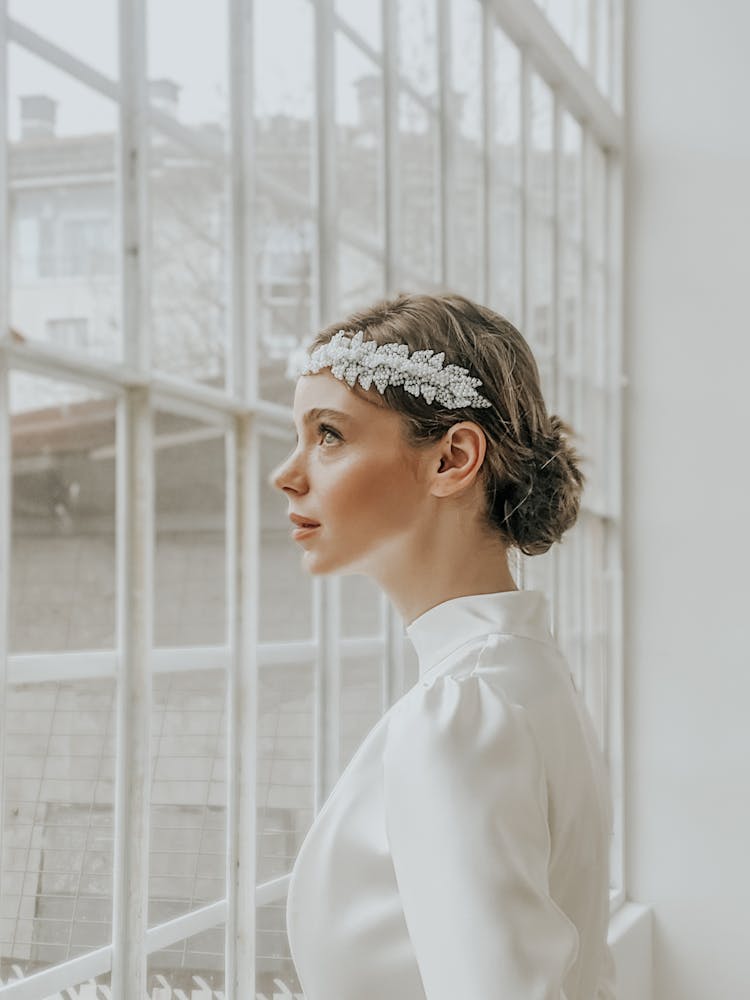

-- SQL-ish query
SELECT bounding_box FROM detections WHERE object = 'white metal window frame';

[0,0,626,995]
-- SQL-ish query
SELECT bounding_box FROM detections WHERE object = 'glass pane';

[611,0,624,113]
[260,434,315,642]
[559,117,583,431]
[7,44,119,360]
[335,0,382,52]
[255,0,316,409]
[561,113,583,243]
[581,511,607,747]
[491,189,522,327]
[147,0,229,386]
[559,236,582,428]
[491,26,521,323]
[10,372,116,653]
[522,544,556,598]
[398,0,438,99]
[530,73,554,217]
[534,0,588,67]
[147,0,229,130]
[449,0,483,298]
[148,128,229,386]
[493,26,521,187]
[1,677,115,982]
[147,923,225,994]
[257,899,302,996]
[528,211,554,367]
[397,93,439,281]
[335,32,384,242]
[586,137,607,264]
[258,661,315,879]
[256,215,315,410]
[338,243,385,316]
[528,75,554,367]
[340,574,383,637]
[580,263,607,509]
[555,516,584,692]
[450,0,482,143]
[595,0,610,98]
[149,669,227,927]
[9,0,117,78]
[154,410,227,648]
[340,654,383,772]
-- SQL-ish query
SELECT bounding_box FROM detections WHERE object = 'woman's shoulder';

[414,630,571,706]
[386,631,577,776]
[386,659,543,764]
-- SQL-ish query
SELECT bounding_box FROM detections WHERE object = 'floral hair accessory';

[286,329,492,410]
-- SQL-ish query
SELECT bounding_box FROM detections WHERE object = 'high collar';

[405,589,553,678]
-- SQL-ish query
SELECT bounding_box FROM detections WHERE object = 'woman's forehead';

[293,371,390,422]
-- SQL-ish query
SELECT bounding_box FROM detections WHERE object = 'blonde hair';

[309,291,587,556]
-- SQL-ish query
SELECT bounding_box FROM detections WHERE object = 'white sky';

[5,0,574,149]
[8,0,384,138]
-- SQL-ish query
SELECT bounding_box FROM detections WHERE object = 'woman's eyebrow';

[300,407,353,425]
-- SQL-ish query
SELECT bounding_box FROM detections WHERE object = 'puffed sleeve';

[382,672,580,1000]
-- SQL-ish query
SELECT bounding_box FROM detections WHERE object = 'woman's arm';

[383,671,580,1000]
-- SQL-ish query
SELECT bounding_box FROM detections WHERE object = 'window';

[59,217,114,277]
[0,0,624,994]
[45,317,90,351]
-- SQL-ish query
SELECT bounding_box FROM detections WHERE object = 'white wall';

[625,2,750,998]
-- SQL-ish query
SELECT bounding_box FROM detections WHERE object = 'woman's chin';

[300,547,355,577]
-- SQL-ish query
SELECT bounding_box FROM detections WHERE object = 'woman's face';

[270,371,434,576]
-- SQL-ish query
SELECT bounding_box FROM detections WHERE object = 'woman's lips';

[291,524,320,540]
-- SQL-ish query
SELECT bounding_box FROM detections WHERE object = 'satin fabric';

[286,589,617,999]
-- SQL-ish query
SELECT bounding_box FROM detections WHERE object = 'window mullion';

[313,0,341,805]
[112,0,152,994]
[517,48,531,590]
[118,0,150,374]
[607,145,625,910]
[229,0,256,405]
[0,3,8,911]
[227,0,259,988]
[112,385,153,996]
[226,414,259,996]
[551,90,562,636]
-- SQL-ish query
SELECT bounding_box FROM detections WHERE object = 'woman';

[270,291,617,1000]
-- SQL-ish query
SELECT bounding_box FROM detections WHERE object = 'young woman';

[270,292,616,1000]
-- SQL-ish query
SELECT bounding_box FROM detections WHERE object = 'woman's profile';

[270,291,617,1000]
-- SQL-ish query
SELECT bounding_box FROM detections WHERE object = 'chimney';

[149,78,181,119]
[20,95,57,140]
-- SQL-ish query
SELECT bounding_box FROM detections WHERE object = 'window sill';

[608,900,653,1000]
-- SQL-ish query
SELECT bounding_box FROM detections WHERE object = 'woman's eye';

[318,423,341,446]
[291,424,341,451]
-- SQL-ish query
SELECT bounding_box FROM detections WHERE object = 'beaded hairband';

[286,329,492,410]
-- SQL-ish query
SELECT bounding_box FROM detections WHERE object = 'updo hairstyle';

[307,291,587,557]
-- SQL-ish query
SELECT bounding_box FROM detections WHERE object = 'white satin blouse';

[286,589,617,1000]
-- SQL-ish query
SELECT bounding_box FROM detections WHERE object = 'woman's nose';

[268,453,300,494]
[268,462,286,492]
